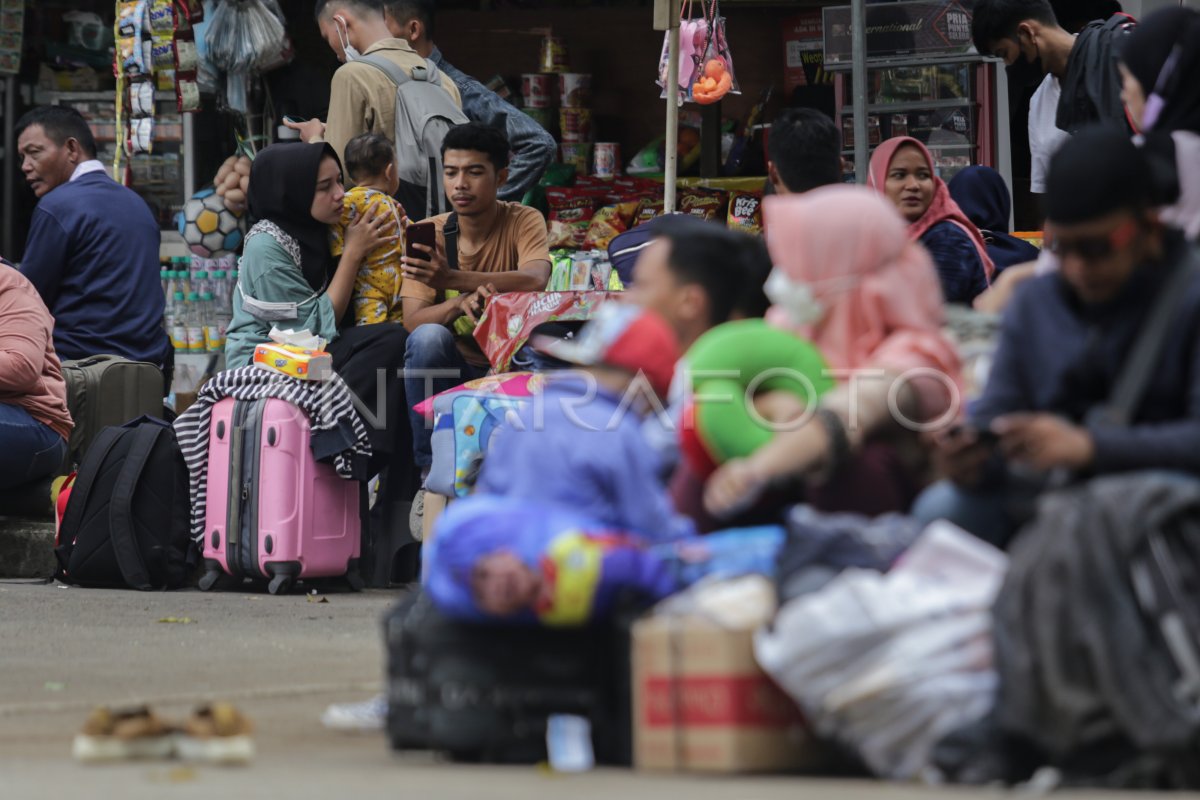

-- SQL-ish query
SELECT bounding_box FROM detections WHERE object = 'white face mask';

[765,267,825,327]
[334,16,360,61]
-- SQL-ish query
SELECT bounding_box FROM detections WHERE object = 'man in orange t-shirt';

[399,122,551,483]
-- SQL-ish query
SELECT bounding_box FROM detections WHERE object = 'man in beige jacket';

[286,0,461,209]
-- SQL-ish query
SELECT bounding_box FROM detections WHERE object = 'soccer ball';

[179,187,247,258]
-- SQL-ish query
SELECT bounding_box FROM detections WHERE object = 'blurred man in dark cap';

[916,125,1200,548]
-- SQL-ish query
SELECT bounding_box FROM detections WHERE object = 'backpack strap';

[107,424,168,590]
[1089,248,1200,428]
[354,53,414,89]
[56,425,126,554]
[443,213,460,270]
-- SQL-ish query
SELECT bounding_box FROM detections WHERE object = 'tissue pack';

[253,343,333,381]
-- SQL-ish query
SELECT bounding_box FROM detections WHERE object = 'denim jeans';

[0,403,67,489]
[404,324,488,471]
[911,475,1043,550]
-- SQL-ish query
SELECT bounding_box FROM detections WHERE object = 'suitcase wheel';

[198,569,222,592]
[346,571,365,592]
[268,574,294,595]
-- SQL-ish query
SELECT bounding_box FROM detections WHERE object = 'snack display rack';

[823,0,1012,202]
[829,57,1010,187]
[33,87,197,228]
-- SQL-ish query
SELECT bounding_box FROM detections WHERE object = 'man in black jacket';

[915,127,1200,547]
[972,0,1135,135]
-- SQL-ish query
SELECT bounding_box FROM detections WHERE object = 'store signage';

[823,1,974,63]
[783,10,833,92]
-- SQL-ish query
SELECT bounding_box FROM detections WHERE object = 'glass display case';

[832,58,1007,185]
[823,1,1011,193]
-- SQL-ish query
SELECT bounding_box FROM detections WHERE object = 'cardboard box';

[632,612,815,773]
[252,342,332,381]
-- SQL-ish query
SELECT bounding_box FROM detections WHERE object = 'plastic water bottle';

[185,291,205,353]
[193,269,209,299]
[210,271,232,352]
[200,291,223,353]
[171,291,189,354]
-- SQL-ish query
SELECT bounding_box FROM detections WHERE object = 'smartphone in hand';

[405,221,437,262]
[950,424,999,447]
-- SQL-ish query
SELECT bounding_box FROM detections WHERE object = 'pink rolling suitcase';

[198,397,363,595]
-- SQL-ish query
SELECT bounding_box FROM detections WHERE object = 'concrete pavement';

[0,582,1183,799]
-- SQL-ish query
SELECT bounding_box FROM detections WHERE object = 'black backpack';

[385,590,637,765]
[55,417,194,590]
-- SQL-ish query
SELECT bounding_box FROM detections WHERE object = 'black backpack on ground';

[55,417,194,590]
[384,590,636,765]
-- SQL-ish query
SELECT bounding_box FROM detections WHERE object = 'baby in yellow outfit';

[329,133,407,325]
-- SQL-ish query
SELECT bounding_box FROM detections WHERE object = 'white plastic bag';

[754,522,1007,780]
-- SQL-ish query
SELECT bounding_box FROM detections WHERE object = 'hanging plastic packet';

[118,37,144,76]
[129,117,155,155]
[175,36,198,73]
[657,0,704,103]
[174,0,204,27]
[151,32,176,72]
[205,0,288,74]
[177,78,201,113]
[690,3,739,105]
[130,79,156,117]
[117,0,145,38]
[147,0,174,33]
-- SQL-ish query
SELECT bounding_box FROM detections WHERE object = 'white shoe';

[320,695,386,733]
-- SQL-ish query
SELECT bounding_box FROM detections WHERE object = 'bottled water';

[185,291,205,353]
[200,291,222,353]
[171,290,189,354]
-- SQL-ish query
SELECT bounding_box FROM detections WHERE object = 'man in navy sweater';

[915,127,1200,548]
[15,106,168,367]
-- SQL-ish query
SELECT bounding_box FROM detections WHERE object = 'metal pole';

[851,0,868,184]
[664,0,682,213]
[2,76,14,257]
[183,111,196,201]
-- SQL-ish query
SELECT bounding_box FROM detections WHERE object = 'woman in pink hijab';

[705,185,963,519]
[868,137,994,304]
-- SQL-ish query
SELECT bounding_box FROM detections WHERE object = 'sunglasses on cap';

[1044,219,1140,260]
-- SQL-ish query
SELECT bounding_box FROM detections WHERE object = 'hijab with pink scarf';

[868,136,996,282]
[763,186,962,421]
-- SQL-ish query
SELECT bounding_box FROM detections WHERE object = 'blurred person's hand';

[929,425,995,489]
[454,284,495,323]
[704,457,769,519]
[402,239,454,290]
[283,117,327,143]
[973,261,1036,315]
[993,413,1094,471]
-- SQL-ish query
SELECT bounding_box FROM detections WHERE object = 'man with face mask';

[972,0,1134,196]
[915,127,1200,549]
[286,0,461,201]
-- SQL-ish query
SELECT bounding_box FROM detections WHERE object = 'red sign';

[641,674,805,728]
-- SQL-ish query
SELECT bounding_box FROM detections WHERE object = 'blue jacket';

[973,235,1200,474]
[20,172,167,365]
[431,47,556,201]
[920,221,990,304]
[475,375,695,540]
